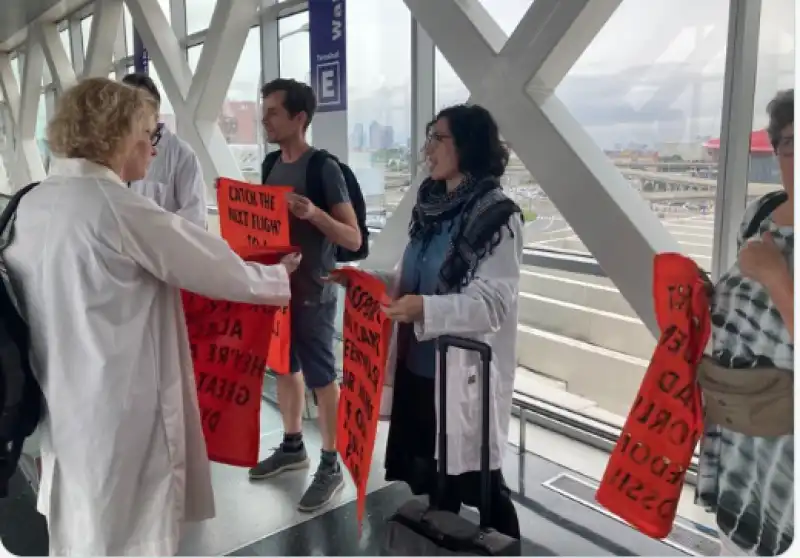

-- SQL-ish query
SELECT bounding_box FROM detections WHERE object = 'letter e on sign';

[322,69,335,99]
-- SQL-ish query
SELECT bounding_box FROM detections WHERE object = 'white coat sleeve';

[414,214,523,341]
[174,146,208,229]
[112,190,290,305]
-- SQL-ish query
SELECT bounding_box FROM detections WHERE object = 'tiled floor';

[0,400,720,556]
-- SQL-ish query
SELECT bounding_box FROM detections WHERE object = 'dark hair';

[766,89,793,153]
[121,73,161,105]
[261,78,316,130]
[429,104,509,178]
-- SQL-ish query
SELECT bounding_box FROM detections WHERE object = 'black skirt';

[384,358,507,509]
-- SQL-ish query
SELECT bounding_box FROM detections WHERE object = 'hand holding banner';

[333,268,393,530]
[182,250,291,467]
[217,177,292,252]
[595,253,711,539]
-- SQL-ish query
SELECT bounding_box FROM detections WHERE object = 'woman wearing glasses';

[3,78,301,556]
[379,104,523,539]
[696,89,794,556]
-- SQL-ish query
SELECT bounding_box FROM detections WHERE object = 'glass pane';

[35,94,49,169]
[746,0,794,194]
[278,12,312,143]
[186,0,218,36]
[81,16,92,53]
[0,104,11,193]
[346,0,413,226]
[223,28,263,184]
[124,1,171,56]
[59,28,71,62]
[148,66,176,132]
[557,0,728,273]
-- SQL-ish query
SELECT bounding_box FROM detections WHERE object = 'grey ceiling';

[0,0,78,46]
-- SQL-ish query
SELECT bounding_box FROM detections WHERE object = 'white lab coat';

[129,127,208,228]
[378,214,523,476]
[4,158,291,556]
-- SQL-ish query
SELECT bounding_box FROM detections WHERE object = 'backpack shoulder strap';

[0,182,39,240]
[743,190,788,240]
[261,151,282,184]
[306,149,335,210]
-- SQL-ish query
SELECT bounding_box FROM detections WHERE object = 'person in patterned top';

[696,89,794,556]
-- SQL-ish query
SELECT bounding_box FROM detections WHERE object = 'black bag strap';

[261,151,282,185]
[436,335,493,529]
[305,149,334,211]
[743,190,788,241]
[0,183,39,251]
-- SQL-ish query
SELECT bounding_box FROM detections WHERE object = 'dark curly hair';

[766,89,793,153]
[429,104,509,178]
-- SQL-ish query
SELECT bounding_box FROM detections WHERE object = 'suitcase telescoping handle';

[435,335,493,529]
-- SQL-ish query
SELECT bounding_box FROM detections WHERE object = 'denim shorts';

[289,299,338,390]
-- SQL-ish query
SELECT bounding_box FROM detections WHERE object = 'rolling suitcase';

[384,335,521,556]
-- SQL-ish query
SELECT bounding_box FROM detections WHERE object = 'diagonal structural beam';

[406,0,682,334]
[83,0,124,77]
[38,23,77,92]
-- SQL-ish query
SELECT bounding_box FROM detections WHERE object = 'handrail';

[511,390,700,486]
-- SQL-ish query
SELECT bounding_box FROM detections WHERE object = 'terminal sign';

[309,0,347,113]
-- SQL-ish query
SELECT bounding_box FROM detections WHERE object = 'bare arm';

[309,201,361,251]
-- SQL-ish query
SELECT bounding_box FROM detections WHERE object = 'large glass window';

[745,0,795,194]
[35,94,49,168]
[59,28,71,62]
[81,16,92,53]
[345,0,412,225]
[223,28,263,183]
[278,12,312,142]
[186,0,219,36]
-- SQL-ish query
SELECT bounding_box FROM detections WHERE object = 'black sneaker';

[297,462,345,512]
[249,445,310,480]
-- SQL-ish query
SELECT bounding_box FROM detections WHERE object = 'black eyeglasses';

[151,123,165,147]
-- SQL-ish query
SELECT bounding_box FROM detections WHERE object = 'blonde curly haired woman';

[3,78,300,555]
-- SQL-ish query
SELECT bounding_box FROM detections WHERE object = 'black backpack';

[262,149,370,262]
[0,182,43,498]
[743,190,788,240]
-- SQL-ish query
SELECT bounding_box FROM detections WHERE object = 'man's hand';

[382,295,424,323]
[739,232,790,287]
[280,253,302,274]
[286,192,317,220]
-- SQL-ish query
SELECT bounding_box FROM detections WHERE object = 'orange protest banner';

[182,249,294,467]
[333,268,393,529]
[267,306,291,375]
[595,253,710,539]
[216,177,292,252]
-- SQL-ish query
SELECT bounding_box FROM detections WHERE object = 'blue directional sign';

[309,0,347,113]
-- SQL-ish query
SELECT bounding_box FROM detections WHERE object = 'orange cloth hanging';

[595,253,711,539]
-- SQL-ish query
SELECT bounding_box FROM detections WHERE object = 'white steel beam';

[406,0,682,333]
[39,24,77,92]
[710,0,762,280]
[185,0,259,120]
[125,0,243,182]
[83,0,124,78]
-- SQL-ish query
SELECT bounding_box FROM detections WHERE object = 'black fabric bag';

[384,335,521,556]
[0,182,43,498]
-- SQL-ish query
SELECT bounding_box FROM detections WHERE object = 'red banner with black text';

[332,268,393,531]
[595,253,711,539]
[182,179,294,467]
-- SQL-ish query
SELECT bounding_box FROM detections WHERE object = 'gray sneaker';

[297,463,345,513]
[249,446,310,480]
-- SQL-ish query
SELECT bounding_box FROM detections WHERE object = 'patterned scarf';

[409,175,522,294]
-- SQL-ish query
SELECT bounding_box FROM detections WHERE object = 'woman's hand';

[739,232,790,287]
[382,295,424,323]
[280,253,302,274]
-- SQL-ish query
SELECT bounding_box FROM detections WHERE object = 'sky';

[172,0,793,149]
[16,0,800,151]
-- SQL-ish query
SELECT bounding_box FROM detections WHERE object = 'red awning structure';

[704,129,774,153]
